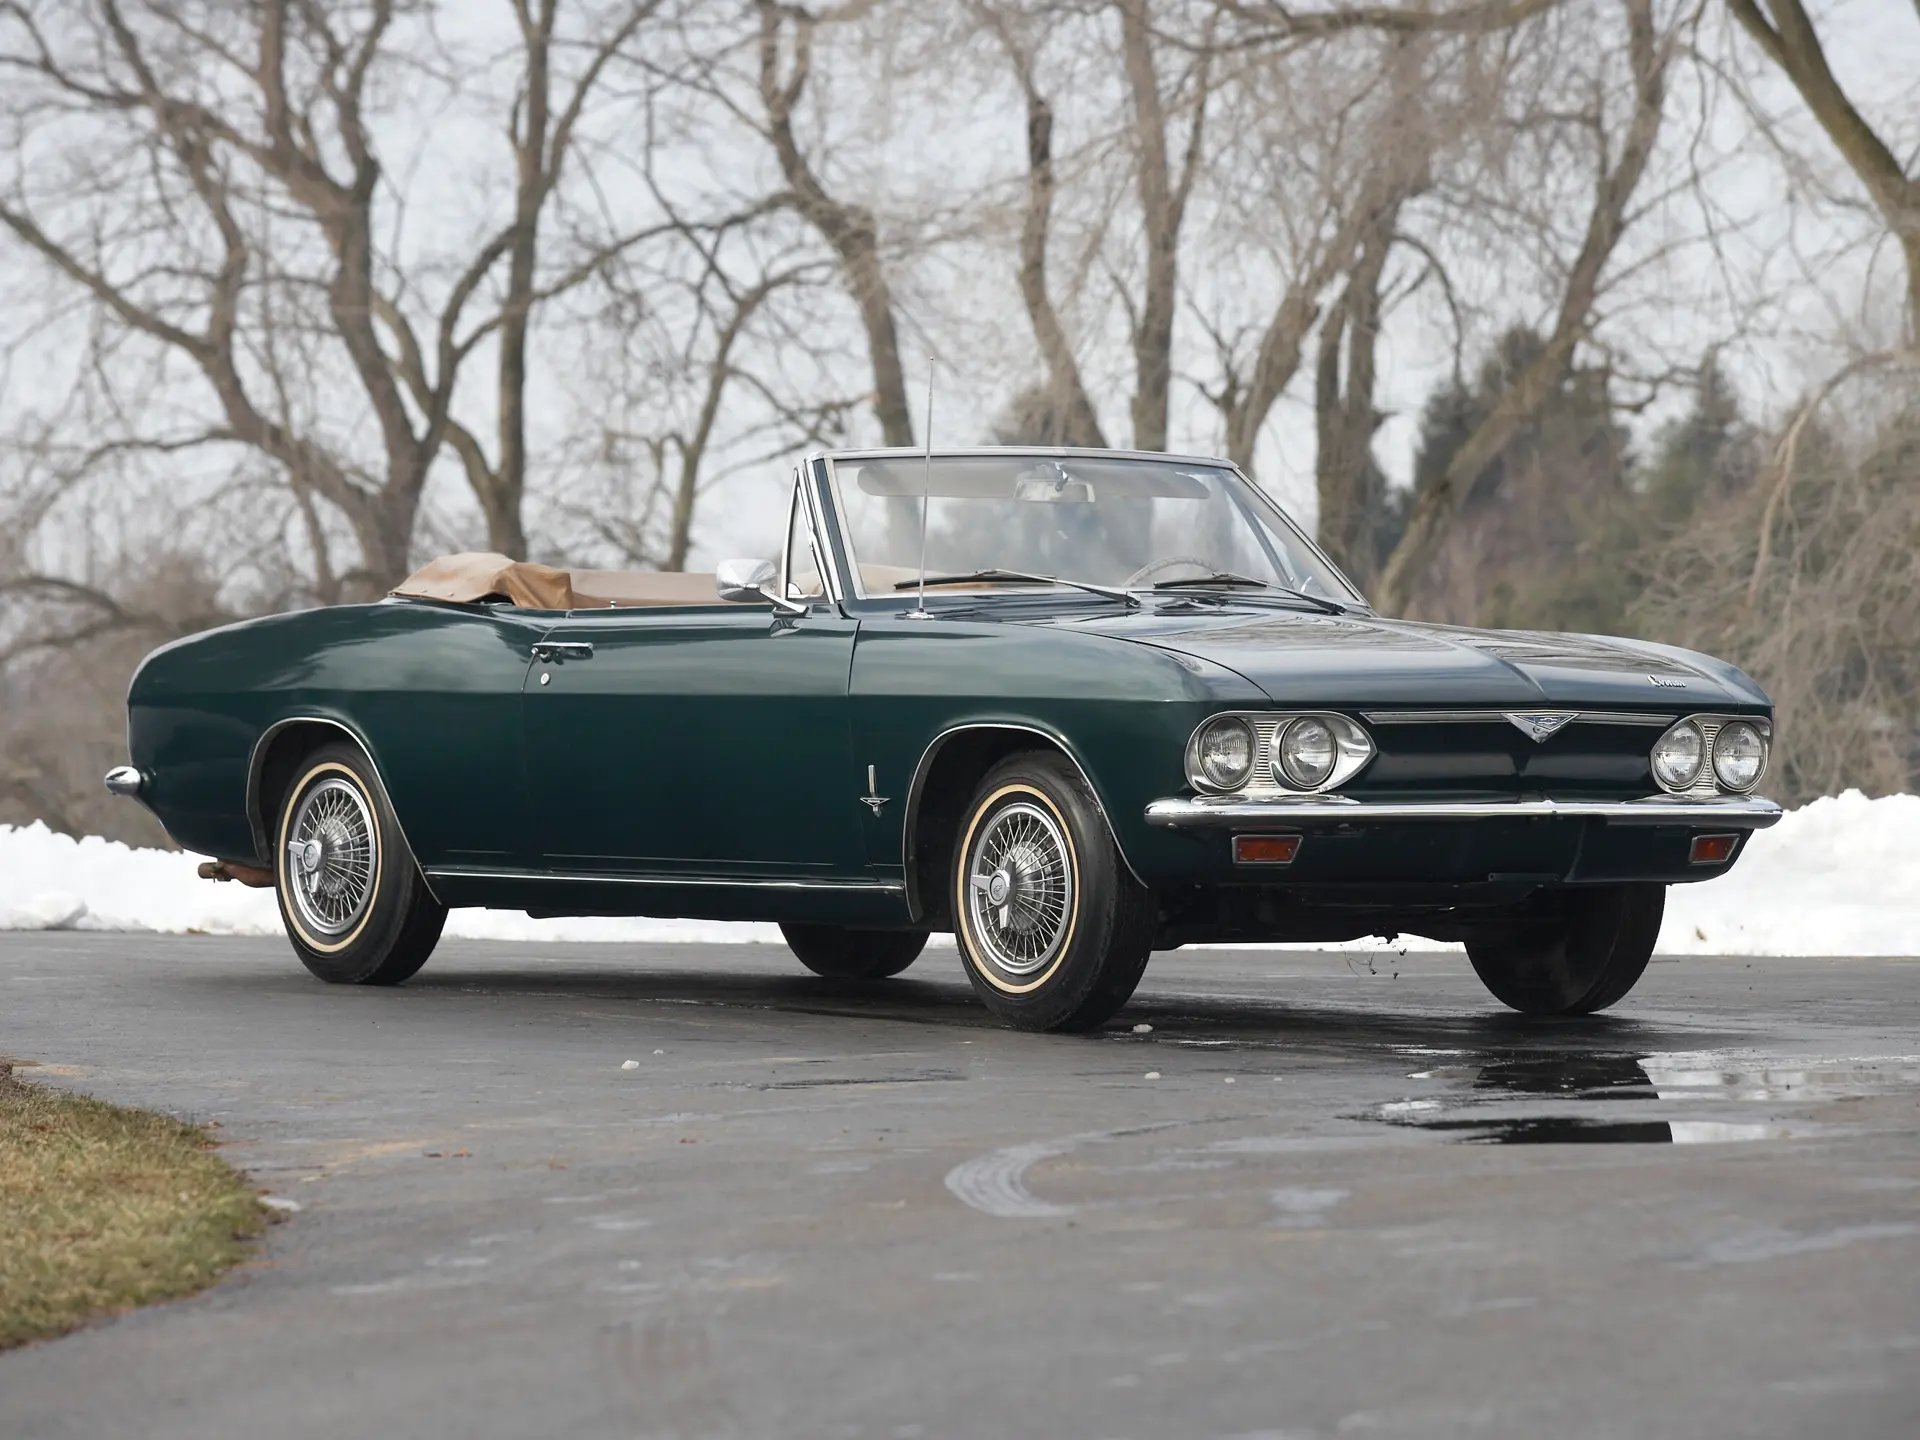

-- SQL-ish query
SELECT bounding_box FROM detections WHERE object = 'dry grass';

[0,1064,267,1349]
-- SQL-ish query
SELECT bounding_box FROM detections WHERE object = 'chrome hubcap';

[285,777,376,937]
[965,801,1073,976]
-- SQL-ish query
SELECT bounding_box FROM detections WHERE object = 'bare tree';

[1311,189,1403,584]
[1725,0,1920,335]
[974,1,1109,447]
[0,1,665,590]
[1373,0,1672,616]
[752,0,914,446]
[1117,0,1215,452]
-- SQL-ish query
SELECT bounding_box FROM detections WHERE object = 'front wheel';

[274,742,447,986]
[781,923,927,979]
[1465,884,1665,1016]
[950,752,1154,1032]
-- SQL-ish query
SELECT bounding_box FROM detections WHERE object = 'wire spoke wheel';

[964,800,1074,977]
[285,776,378,938]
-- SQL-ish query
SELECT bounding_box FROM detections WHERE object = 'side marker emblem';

[860,764,890,816]
[1504,711,1577,743]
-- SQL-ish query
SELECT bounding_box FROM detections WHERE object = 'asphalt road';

[1,934,1917,1440]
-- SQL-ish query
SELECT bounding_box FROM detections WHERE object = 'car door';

[523,480,865,878]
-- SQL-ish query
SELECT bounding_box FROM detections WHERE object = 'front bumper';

[1144,793,1783,829]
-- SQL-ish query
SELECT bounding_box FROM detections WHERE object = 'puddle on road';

[1375,1049,1916,1146]
[1385,1116,1815,1145]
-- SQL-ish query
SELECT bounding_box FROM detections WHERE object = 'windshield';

[826,453,1361,603]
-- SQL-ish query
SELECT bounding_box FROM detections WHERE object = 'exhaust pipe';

[197,860,274,888]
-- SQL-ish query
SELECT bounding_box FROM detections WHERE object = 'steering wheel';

[1124,555,1215,589]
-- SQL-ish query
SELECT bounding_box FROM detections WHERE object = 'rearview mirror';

[716,558,807,616]
[715,558,777,604]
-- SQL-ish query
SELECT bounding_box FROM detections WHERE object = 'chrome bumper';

[1144,794,1784,829]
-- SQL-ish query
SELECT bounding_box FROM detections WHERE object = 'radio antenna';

[913,359,934,617]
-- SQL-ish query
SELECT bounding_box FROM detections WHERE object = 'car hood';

[1053,607,1769,711]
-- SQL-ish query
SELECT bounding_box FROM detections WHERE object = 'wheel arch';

[902,722,1143,925]
[247,716,440,903]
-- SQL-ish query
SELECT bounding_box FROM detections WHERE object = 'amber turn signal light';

[1233,834,1301,865]
[1688,833,1739,865]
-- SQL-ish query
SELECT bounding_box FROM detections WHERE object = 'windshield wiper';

[1150,572,1347,615]
[895,569,1139,608]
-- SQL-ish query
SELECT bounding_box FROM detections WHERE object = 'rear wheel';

[273,742,446,986]
[950,752,1154,1032]
[1465,883,1665,1015]
[781,923,927,980]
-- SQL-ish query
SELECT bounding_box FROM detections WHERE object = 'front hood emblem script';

[1504,711,1577,743]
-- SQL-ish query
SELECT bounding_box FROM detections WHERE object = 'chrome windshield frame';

[813,447,1368,608]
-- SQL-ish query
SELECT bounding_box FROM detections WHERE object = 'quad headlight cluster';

[1185,712,1375,795]
[1650,715,1769,795]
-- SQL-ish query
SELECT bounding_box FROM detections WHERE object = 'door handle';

[532,641,594,662]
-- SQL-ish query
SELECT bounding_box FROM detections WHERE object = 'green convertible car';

[108,447,1779,1031]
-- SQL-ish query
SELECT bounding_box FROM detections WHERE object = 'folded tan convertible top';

[391,553,729,609]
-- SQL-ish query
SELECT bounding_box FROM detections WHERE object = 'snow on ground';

[1,790,1916,955]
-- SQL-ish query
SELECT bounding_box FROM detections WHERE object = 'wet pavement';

[1,934,1917,1438]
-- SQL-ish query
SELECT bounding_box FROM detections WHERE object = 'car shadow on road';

[399,959,1756,1059]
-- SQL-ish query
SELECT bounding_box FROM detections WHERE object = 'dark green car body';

[117,449,1780,948]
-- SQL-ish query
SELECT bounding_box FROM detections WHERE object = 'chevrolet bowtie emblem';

[1504,711,1577,742]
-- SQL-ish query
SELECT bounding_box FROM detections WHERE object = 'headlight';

[1712,721,1766,791]
[1192,716,1254,791]
[1651,720,1705,791]
[1277,717,1338,789]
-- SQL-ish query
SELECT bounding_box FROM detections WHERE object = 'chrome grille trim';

[1360,709,1676,727]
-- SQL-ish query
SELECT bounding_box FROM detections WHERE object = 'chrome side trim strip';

[1144,794,1784,829]
[425,866,904,894]
[1360,709,1675,727]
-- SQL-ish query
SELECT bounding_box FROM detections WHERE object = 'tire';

[950,751,1155,1032]
[272,742,447,986]
[782,923,927,980]
[1465,883,1665,1016]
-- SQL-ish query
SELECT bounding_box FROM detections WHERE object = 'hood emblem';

[1648,674,1685,689]
[1504,711,1577,743]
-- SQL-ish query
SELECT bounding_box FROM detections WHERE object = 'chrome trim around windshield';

[1144,794,1784,828]
[816,448,1367,608]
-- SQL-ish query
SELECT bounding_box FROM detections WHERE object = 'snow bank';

[2,790,1916,955]
[0,822,784,944]
[1658,790,1920,956]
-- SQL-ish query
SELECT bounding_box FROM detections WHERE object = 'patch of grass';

[0,1064,267,1349]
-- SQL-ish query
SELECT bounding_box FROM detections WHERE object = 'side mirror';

[716,558,808,615]
[715,557,777,604]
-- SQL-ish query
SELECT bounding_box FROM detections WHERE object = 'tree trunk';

[1373,0,1667,616]
[1016,83,1107,448]
[757,3,913,447]
[1726,0,1920,335]
[1313,198,1397,587]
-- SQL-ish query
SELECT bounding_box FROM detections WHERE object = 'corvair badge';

[1503,711,1578,742]
[1648,674,1686,688]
